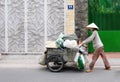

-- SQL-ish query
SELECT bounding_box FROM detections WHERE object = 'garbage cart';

[41,33,86,72]
[45,47,85,72]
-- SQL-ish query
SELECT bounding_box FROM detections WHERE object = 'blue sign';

[68,5,73,10]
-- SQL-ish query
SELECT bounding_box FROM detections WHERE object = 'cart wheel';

[47,55,64,72]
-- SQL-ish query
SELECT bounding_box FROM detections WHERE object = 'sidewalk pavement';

[0,52,120,68]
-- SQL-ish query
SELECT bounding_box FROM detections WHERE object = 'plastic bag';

[74,52,80,63]
[74,52,85,69]
[63,39,77,48]
[38,52,47,65]
[63,40,70,48]
[55,33,64,48]
[77,54,85,69]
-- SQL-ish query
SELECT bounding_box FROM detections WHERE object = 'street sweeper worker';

[79,23,111,73]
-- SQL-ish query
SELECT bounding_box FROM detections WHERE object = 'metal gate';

[0,0,64,54]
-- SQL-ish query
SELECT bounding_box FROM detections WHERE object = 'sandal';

[86,69,93,73]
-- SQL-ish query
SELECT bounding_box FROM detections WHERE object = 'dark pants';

[89,47,111,70]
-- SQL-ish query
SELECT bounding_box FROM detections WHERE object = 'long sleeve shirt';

[82,30,103,49]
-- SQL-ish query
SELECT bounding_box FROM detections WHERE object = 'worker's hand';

[78,42,83,47]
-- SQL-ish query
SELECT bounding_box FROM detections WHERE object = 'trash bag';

[74,52,80,63]
[77,55,85,69]
[55,33,78,49]
[38,51,47,65]
[63,39,77,49]
[74,52,85,69]
[55,33,64,48]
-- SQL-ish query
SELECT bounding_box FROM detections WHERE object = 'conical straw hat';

[86,23,99,30]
